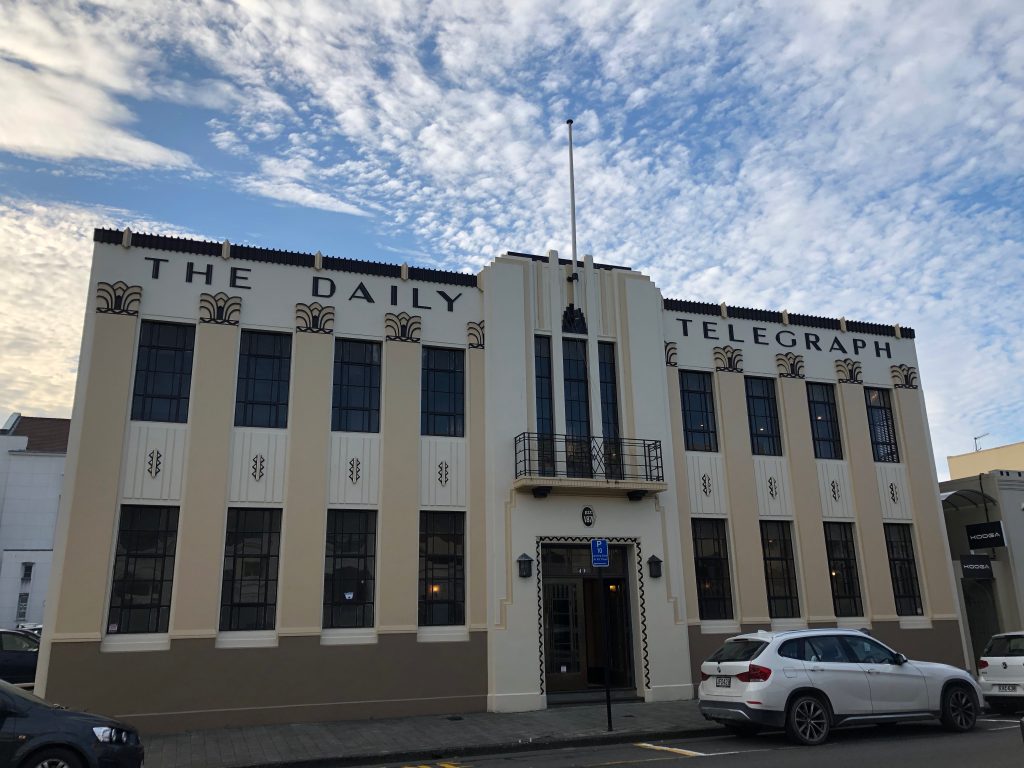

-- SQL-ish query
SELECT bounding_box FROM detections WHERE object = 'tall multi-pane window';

[883,523,923,616]
[418,511,465,626]
[760,520,800,618]
[692,518,733,620]
[421,347,465,437]
[562,338,592,477]
[679,371,718,452]
[534,336,555,476]
[807,382,843,460]
[20,562,33,582]
[332,339,381,432]
[598,342,622,479]
[745,377,783,456]
[235,331,291,428]
[220,508,281,631]
[823,522,863,617]
[865,388,900,463]
[323,510,376,629]
[131,321,195,423]
[107,505,178,634]
[15,593,28,623]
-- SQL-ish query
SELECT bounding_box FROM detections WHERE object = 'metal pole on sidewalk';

[601,571,613,731]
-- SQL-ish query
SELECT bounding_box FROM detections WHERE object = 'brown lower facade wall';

[45,631,487,734]
[686,619,966,691]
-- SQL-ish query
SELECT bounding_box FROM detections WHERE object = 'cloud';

[0,60,193,168]
[0,197,199,422]
[238,176,371,216]
[0,0,1022,475]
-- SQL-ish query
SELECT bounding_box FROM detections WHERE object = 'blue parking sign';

[591,538,610,568]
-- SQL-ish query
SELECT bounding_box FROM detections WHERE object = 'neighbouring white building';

[0,414,68,629]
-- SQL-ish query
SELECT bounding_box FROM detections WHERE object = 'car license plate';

[716,676,731,688]
[998,684,1017,693]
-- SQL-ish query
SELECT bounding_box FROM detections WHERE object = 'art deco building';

[38,228,965,731]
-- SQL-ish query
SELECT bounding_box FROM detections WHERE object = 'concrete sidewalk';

[144,698,716,768]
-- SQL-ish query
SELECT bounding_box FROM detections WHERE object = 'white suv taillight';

[978,659,989,670]
[736,663,772,683]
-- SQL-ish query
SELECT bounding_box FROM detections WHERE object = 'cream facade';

[39,229,967,732]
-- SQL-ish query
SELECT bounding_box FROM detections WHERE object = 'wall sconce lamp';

[517,553,534,579]
[647,555,663,579]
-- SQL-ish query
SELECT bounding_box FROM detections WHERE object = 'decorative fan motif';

[776,352,805,379]
[562,304,587,334]
[890,364,919,389]
[835,358,863,384]
[713,345,743,372]
[199,292,242,325]
[664,342,678,367]
[96,281,142,315]
[384,312,422,342]
[295,302,335,334]
[467,321,485,349]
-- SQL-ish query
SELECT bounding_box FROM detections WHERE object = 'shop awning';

[939,489,998,511]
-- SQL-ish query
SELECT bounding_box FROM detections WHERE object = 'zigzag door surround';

[229,429,287,503]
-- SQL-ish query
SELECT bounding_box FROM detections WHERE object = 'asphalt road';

[358,716,1023,768]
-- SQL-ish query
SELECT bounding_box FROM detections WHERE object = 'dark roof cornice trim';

[94,229,477,288]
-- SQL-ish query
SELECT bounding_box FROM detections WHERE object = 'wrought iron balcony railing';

[514,432,665,484]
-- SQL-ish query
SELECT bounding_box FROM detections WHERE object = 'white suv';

[698,628,981,745]
[978,631,1024,714]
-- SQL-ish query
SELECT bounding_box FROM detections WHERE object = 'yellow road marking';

[634,742,705,757]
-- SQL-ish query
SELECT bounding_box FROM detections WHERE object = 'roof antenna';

[974,433,990,452]
[566,119,578,270]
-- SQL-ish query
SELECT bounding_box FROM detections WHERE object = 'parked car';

[978,631,1024,714]
[15,624,43,636]
[0,678,143,768]
[0,629,39,686]
[698,628,981,745]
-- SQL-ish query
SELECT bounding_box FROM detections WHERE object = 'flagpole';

[567,119,578,270]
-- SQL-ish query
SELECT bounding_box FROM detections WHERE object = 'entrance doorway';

[541,544,635,696]
[962,577,1001,662]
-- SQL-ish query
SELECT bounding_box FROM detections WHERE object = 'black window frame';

[421,346,465,437]
[418,511,465,627]
[332,339,382,433]
[107,504,179,635]
[807,382,843,460]
[745,376,783,456]
[598,341,623,479]
[823,522,863,617]
[131,320,195,424]
[692,518,734,621]
[883,523,923,616]
[234,330,292,429]
[562,337,592,478]
[534,336,556,477]
[220,507,281,631]
[323,510,377,629]
[679,370,719,453]
[759,520,800,619]
[865,387,900,463]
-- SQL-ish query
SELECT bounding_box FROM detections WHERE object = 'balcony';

[513,432,668,500]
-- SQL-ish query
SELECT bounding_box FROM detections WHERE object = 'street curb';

[216,724,725,768]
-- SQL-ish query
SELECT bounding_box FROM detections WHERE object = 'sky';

[0,0,1021,479]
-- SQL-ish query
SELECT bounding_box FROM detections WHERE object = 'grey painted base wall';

[686,619,967,687]
[45,632,488,734]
